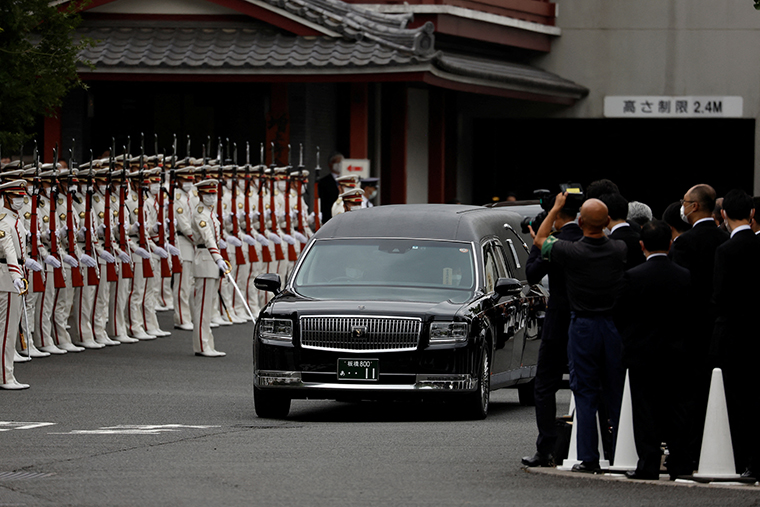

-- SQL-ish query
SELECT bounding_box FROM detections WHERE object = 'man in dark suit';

[711,189,760,476]
[615,220,690,480]
[522,202,583,467]
[318,153,343,223]
[600,193,645,270]
[670,183,728,466]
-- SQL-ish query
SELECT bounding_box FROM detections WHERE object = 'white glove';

[129,221,140,235]
[294,231,308,243]
[153,246,168,259]
[80,254,98,268]
[251,211,261,222]
[307,212,315,225]
[237,210,246,220]
[76,227,86,242]
[166,243,181,257]
[267,232,282,245]
[44,255,62,269]
[226,235,242,247]
[224,213,233,226]
[217,259,228,272]
[243,234,257,246]
[134,247,150,259]
[152,223,160,233]
[97,223,106,236]
[264,209,271,221]
[56,226,67,239]
[282,234,296,245]
[99,250,115,263]
[62,254,79,268]
[116,249,131,263]
[41,230,50,242]
[13,278,25,294]
[256,233,270,247]
[218,239,227,249]
[25,258,43,272]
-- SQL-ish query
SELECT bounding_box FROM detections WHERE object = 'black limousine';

[253,204,547,419]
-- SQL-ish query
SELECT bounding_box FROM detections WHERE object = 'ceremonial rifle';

[157,148,172,278]
[103,140,118,282]
[269,142,285,262]
[83,150,99,285]
[216,139,230,263]
[243,142,259,263]
[137,134,154,278]
[313,146,321,232]
[29,142,44,293]
[283,144,298,262]
[296,143,307,251]
[167,135,182,274]
[257,143,273,264]
[66,147,85,288]
[230,142,246,265]
[48,146,66,289]
[118,145,134,279]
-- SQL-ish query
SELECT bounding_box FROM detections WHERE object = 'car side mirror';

[494,277,522,298]
[254,273,281,295]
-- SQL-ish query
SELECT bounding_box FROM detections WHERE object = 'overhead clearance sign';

[604,96,743,118]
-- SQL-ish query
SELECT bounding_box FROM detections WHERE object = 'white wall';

[538,0,760,192]
[406,88,429,203]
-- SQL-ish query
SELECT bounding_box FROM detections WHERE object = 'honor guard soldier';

[191,179,228,357]
[172,162,196,331]
[220,164,249,324]
[331,175,359,218]
[144,164,171,337]
[0,180,31,389]
[335,188,365,216]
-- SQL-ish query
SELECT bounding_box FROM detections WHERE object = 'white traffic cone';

[557,394,609,470]
[608,370,638,472]
[693,368,739,480]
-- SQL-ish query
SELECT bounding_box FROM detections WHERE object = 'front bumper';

[255,370,477,392]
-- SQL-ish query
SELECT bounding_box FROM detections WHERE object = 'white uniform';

[51,193,84,353]
[191,201,225,356]
[173,185,195,329]
[71,190,103,349]
[108,184,138,344]
[0,206,27,387]
[125,186,155,340]
[91,188,120,346]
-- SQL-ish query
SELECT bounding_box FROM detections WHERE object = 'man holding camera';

[522,196,582,468]
[534,193,627,474]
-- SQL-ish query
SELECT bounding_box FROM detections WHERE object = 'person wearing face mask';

[191,179,228,357]
[172,163,197,331]
[0,180,32,389]
[331,175,359,218]
[143,167,171,338]
[336,188,365,214]
[670,183,728,471]
[360,177,378,208]
[317,152,343,224]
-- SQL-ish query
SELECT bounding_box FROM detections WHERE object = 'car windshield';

[293,238,476,303]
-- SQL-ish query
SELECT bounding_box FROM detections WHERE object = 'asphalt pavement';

[1,310,757,506]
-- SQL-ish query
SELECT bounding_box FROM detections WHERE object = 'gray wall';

[537,0,760,192]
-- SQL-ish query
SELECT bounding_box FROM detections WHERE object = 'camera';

[520,183,584,234]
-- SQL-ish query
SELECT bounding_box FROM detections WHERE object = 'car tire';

[459,347,490,420]
[517,379,536,406]
[254,387,291,418]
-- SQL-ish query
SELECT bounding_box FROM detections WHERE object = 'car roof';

[314,204,524,242]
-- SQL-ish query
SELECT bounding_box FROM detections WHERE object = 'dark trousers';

[567,314,625,463]
[533,309,570,456]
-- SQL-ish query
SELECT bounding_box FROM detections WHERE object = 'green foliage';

[0,0,93,152]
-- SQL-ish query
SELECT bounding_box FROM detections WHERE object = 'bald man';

[535,193,627,474]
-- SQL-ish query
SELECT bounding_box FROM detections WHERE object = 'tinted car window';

[293,238,476,303]
[482,244,499,293]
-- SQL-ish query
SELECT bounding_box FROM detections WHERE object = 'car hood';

[267,293,470,321]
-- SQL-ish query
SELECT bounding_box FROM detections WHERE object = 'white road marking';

[50,424,222,435]
[0,422,56,432]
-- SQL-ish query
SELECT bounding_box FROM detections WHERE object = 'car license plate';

[338,359,379,381]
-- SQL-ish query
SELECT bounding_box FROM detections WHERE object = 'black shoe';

[571,461,601,474]
[521,452,554,467]
[625,470,659,480]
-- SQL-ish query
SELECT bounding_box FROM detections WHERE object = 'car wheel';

[517,379,536,406]
[254,387,291,418]
[459,347,490,420]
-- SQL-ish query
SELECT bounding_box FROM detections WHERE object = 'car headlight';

[259,318,293,346]
[429,322,468,345]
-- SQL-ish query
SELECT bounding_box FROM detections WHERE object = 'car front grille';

[299,316,422,352]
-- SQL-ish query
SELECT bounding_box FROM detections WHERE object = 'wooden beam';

[349,83,368,159]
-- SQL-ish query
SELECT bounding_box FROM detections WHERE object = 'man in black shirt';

[522,204,582,467]
[534,194,626,473]
[600,192,645,270]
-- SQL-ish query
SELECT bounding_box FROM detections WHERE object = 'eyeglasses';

[680,199,695,205]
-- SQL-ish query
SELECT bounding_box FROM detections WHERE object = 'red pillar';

[428,88,446,203]
[266,84,290,166]
[349,83,368,159]
[43,110,62,163]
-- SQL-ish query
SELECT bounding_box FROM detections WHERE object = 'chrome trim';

[506,239,521,269]
[254,370,476,391]
[300,315,422,353]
